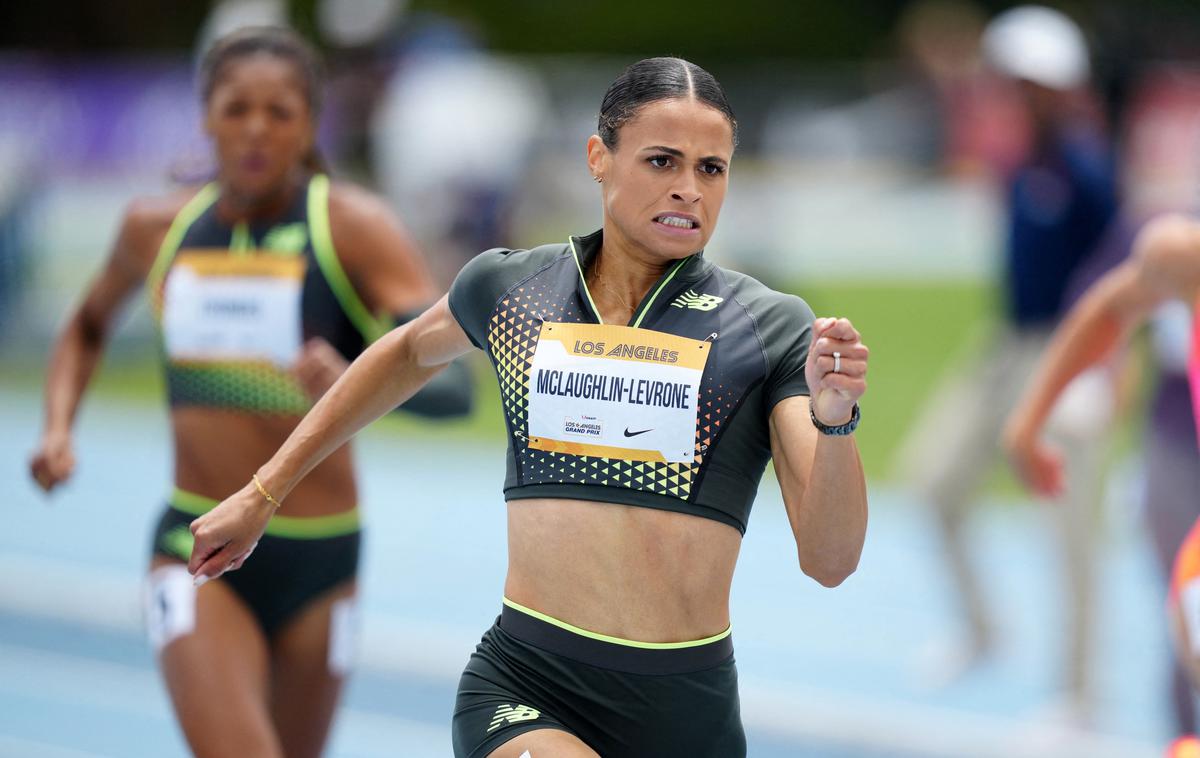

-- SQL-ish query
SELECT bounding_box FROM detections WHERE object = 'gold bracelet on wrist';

[251,474,282,510]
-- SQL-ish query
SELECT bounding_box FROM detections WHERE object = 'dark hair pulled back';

[598,57,738,150]
[198,26,328,173]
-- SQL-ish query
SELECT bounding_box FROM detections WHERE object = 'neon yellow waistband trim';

[170,487,361,539]
[502,597,732,650]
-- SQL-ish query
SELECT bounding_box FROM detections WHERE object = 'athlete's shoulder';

[123,187,203,231]
[324,177,420,263]
[477,241,571,265]
[119,186,208,262]
[712,265,815,325]
[1131,213,1200,300]
[325,178,397,227]
[449,242,569,349]
[457,242,569,285]
[1134,213,1200,267]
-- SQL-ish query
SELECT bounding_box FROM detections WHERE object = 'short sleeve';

[448,247,517,349]
[761,294,816,410]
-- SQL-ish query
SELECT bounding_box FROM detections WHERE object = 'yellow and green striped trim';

[308,174,390,344]
[569,237,605,324]
[568,236,693,328]
[502,597,731,649]
[146,182,221,315]
[229,220,253,255]
[170,487,361,539]
[631,255,689,328]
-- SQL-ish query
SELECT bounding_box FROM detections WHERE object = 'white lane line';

[0,554,142,634]
[0,735,113,758]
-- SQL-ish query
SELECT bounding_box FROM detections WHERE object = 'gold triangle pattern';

[481,271,742,500]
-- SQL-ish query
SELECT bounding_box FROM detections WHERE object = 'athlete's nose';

[245,110,268,140]
[671,173,702,204]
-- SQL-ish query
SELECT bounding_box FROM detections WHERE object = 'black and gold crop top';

[448,229,815,533]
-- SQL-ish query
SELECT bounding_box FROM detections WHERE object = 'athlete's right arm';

[29,198,175,492]
[1003,213,1200,496]
[187,295,475,582]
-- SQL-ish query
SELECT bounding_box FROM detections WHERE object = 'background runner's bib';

[527,323,711,463]
[162,253,306,367]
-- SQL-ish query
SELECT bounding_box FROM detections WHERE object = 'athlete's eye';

[648,155,672,169]
[269,104,295,121]
[699,162,726,176]
[223,100,249,117]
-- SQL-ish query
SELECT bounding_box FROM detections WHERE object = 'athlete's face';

[204,54,315,201]
[588,97,733,261]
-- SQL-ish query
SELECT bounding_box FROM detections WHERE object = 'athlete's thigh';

[487,728,601,758]
[149,558,281,758]
[269,580,357,758]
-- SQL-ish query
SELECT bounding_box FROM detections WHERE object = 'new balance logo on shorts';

[671,290,724,311]
[487,704,541,732]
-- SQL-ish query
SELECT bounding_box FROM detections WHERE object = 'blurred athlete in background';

[29,26,471,758]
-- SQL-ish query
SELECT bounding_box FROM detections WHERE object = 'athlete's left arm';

[302,182,473,417]
[769,317,869,588]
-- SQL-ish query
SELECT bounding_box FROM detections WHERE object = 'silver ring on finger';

[832,351,841,374]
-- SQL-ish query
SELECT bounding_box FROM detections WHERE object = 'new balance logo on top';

[671,290,724,311]
[487,704,541,733]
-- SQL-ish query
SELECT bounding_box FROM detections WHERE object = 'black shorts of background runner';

[452,601,745,758]
[151,492,360,636]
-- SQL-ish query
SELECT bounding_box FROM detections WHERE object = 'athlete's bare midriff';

[504,498,741,643]
[172,407,357,516]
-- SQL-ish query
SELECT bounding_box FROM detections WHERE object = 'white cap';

[318,0,406,48]
[982,5,1089,90]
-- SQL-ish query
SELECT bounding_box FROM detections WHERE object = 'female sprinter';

[28,27,470,758]
[1003,213,1200,750]
[187,57,870,758]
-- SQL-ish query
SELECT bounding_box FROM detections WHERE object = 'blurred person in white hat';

[983,4,1091,91]
[898,4,1125,724]
[370,34,550,284]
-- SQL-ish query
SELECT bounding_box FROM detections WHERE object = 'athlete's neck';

[216,169,307,225]
[589,225,679,322]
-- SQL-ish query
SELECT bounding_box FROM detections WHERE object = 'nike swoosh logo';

[624,428,653,437]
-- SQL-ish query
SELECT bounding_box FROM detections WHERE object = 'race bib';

[162,253,306,366]
[143,565,196,653]
[328,596,360,677]
[527,323,710,463]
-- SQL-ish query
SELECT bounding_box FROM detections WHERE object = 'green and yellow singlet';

[147,174,389,416]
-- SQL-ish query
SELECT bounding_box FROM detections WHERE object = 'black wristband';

[810,403,860,436]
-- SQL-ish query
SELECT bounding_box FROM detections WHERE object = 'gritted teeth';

[655,215,698,229]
